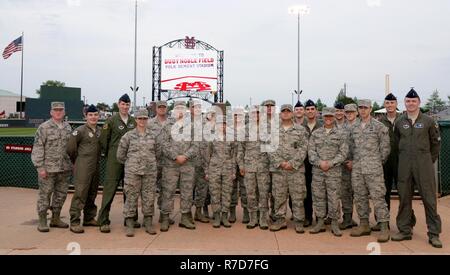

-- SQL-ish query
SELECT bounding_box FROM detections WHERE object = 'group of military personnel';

[30,88,443,248]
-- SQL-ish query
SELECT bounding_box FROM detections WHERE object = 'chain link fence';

[438,121,450,196]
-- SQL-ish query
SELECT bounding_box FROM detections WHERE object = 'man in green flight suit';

[97,94,137,233]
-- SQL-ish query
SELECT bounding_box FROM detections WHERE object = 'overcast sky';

[1,0,449,108]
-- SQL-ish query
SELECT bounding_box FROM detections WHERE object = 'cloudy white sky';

[1,0,449,107]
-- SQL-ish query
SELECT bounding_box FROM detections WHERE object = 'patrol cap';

[334,102,345,110]
[280,104,293,112]
[305,99,316,108]
[295,100,304,108]
[119,93,131,103]
[358,99,372,108]
[135,108,149,118]
[51,102,65,110]
[156,100,167,107]
[86,104,98,113]
[262,99,276,106]
[344,103,358,112]
[384,93,397,101]
[322,107,336,116]
[189,99,202,107]
[174,101,186,108]
[406,88,420,99]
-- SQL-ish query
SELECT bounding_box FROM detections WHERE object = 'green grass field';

[0,128,37,136]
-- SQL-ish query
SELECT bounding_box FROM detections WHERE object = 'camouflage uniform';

[159,118,198,216]
[205,139,237,214]
[269,123,308,224]
[31,118,73,217]
[192,116,209,211]
[67,124,102,226]
[341,120,357,216]
[308,126,348,220]
[350,118,390,222]
[117,127,158,220]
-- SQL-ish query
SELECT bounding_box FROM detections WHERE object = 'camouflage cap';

[189,99,202,107]
[322,107,336,116]
[344,103,358,112]
[280,104,293,112]
[51,102,65,110]
[156,100,167,107]
[174,101,186,108]
[135,108,149,118]
[262,99,276,106]
[358,99,372,108]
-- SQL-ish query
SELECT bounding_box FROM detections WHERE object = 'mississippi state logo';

[174,81,211,92]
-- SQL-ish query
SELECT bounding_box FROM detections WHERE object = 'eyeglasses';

[137,117,149,120]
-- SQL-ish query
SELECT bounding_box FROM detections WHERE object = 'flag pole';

[20,32,24,119]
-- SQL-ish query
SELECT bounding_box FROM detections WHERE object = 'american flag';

[3,36,23,59]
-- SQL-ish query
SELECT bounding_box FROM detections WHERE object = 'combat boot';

[350,218,371,237]
[391,231,412,241]
[195,207,209,223]
[143,216,156,235]
[429,236,443,248]
[160,214,170,232]
[324,217,332,225]
[179,213,196,230]
[242,208,250,224]
[259,211,269,230]
[331,219,342,237]
[229,207,237,223]
[99,224,110,233]
[221,212,232,228]
[37,213,49,233]
[159,211,175,225]
[83,219,99,227]
[212,212,221,228]
[269,219,287,232]
[371,222,381,231]
[49,212,69,228]
[125,218,135,237]
[310,218,326,234]
[339,213,355,230]
[295,220,305,234]
[377,222,390,243]
[70,224,85,234]
[246,212,258,229]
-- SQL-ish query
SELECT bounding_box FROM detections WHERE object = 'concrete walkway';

[0,187,448,255]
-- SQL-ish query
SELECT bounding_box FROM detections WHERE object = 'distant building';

[0,89,27,119]
[436,107,450,121]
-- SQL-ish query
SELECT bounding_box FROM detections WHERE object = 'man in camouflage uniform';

[31,102,73,232]
[159,101,198,231]
[190,99,210,224]
[339,103,359,230]
[205,115,237,228]
[237,105,271,230]
[349,99,391,243]
[67,105,102,234]
[230,108,249,224]
[97,94,137,233]
[117,108,159,237]
[308,107,348,237]
[269,104,308,234]
[334,102,346,129]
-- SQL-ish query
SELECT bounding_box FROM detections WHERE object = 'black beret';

[119,93,131,103]
[294,100,304,108]
[334,102,345,110]
[406,89,420,99]
[86,104,98,113]
[305,99,316,108]
[385,93,397,101]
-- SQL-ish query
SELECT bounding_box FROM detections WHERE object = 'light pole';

[132,0,139,113]
[289,5,310,102]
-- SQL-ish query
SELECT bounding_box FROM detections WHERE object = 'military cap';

[358,99,372,108]
[334,102,345,110]
[385,93,397,101]
[280,104,293,112]
[119,93,131,103]
[174,101,186,108]
[406,88,420,99]
[135,108,149,118]
[156,100,168,107]
[295,100,304,108]
[86,104,98,113]
[322,107,336,116]
[344,103,358,112]
[262,99,276,106]
[51,102,65,110]
[305,99,316,108]
[189,99,202,107]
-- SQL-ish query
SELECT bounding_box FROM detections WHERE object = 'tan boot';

[377,222,390,243]
[259,211,269,230]
[195,207,209,223]
[309,218,326,234]
[50,212,69,228]
[179,213,196,230]
[125,218,135,237]
[331,219,342,237]
[246,212,258,229]
[350,218,371,237]
[144,216,157,235]
[37,213,49,233]
[229,207,237,223]
[160,214,170,232]
[221,212,232,228]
